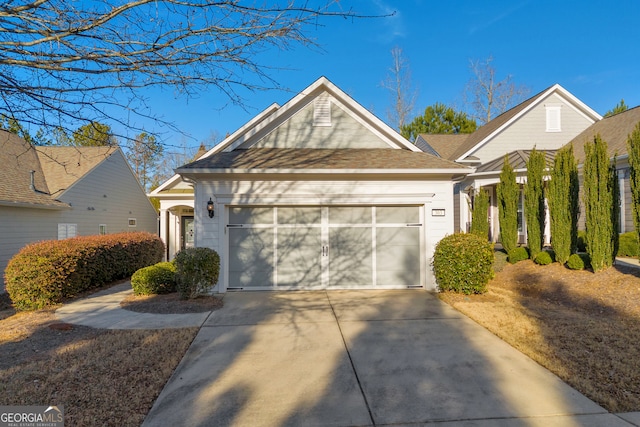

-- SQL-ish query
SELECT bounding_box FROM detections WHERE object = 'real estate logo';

[0,406,63,427]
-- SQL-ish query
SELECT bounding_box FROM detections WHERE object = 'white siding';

[57,150,158,236]
[473,93,596,163]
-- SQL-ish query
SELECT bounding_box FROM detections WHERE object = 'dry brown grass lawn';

[0,290,201,426]
[439,259,640,413]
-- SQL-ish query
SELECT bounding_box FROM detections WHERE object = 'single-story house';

[564,106,640,233]
[0,131,158,289]
[151,76,471,292]
[416,84,602,244]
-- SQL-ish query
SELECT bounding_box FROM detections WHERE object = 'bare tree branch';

[0,0,392,141]
[464,56,529,125]
[380,46,417,130]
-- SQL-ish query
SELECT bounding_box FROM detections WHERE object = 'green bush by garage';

[433,233,494,295]
[5,232,164,311]
[131,262,177,295]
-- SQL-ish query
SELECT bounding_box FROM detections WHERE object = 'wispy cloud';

[468,1,530,35]
[372,0,406,43]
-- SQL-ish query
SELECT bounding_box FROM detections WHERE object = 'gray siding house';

[416,84,601,244]
[0,131,158,290]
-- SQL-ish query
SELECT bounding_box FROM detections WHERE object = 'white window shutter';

[313,95,331,127]
[546,105,561,132]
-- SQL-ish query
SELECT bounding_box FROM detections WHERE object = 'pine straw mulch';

[439,259,640,413]
[0,283,227,426]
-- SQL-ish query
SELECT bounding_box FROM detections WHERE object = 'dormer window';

[546,104,561,132]
[313,94,331,127]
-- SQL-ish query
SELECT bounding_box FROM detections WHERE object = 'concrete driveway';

[142,290,632,427]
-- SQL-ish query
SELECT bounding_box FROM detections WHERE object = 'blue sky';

[140,0,640,151]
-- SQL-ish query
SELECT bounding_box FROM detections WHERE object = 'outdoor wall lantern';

[207,198,215,218]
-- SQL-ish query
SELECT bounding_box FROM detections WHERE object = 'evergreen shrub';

[131,262,177,295]
[5,232,164,311]
[433,233,494,295]
[567,253,588,270]
[174,247,220,299]
[534,251,553,265]
[508,247,529,264]
[617,232,639,257]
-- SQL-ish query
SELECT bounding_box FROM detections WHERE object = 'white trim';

[178,168,471,175]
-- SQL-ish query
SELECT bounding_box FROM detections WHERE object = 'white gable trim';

[149,103,280,195]
[455,84,602,162]
[227,76,419,152]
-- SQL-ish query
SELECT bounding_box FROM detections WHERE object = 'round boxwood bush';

[433,233,494,294]
[566,253,586,270]
[534,251,553,265]
[508,247,529,264]
[174,247,220,299]
[131,262,177,295]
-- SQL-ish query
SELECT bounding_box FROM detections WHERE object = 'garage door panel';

[329,227,373,288]
[229,228,274,288]
[329,207,372,224]
[376,206,420,224]
[376,227,420,287]
[276,227,322,288]
[229,207,273,224]
[277,207,322,225]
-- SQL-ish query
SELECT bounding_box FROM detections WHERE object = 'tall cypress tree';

[524,149,546,259]
[583,134,616,271]
[548,145,579,264]
[497,155,519,254]
[627,123,640,243]
[470,187,490,239]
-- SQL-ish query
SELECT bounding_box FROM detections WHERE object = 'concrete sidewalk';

[135,290,640,427]
[55,282,212,329]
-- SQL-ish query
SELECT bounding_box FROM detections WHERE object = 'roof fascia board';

[455,84,601,162]
[150,103,280,195]
[178,167,472,175]
[0,200,70,210]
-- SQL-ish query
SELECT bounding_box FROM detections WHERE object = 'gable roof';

[0,131,69,208]
[566,106,640,164]
[416,134,471,159]
[474,149,557,174]
[36,146,118,197]
[0,130,119,209]
[177,148,469,174]
[449,84,601,162]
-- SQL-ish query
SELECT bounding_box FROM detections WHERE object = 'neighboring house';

[0,131,158,289]
[564,106,640,233]
[416,84,601,244]
[151,76,471,292]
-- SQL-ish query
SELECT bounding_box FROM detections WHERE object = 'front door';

[182,217,195,250]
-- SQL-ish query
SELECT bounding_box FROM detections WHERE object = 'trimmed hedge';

[508,247,529,264]
[567,253,587,270]
[131,262,177,295]
[5,232,164,311]
[534,251,553,265]
[433,233,494,295]
[174,247,220,299]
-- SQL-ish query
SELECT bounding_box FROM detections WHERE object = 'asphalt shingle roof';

[178,148,470,171]
[416,134,471,159]
[0,130,117,207]
[566,106,640,164]
[475,150,557,173]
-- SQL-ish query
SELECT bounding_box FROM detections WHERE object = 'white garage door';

[228,206,422,290]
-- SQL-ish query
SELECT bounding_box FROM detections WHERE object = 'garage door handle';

[321,245,329,256]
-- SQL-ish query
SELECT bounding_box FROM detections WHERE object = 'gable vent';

[313,94,332,127]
